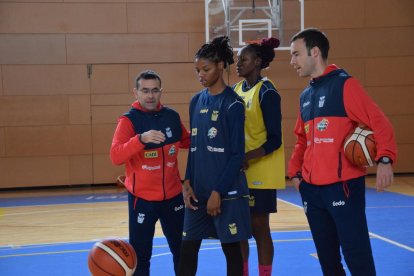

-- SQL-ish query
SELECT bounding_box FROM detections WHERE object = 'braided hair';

[245,37,280,69]
[195,36,234,69]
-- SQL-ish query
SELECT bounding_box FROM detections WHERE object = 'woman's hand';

[207,191,221,216]
[182,180,198,210]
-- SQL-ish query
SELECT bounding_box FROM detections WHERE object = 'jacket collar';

[310,64,342,85]
[132,101,163,112]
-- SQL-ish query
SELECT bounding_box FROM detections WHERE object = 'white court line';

[278,198,303,209]
[278,197,414,252]
[369,232,414,252]
[366,205,414,209]
[0,200,126,210]
[0,235,170,250]
[1,204,126,217]
[152,237,315,259]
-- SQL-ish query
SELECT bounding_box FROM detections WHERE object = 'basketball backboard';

[206,0,304,51]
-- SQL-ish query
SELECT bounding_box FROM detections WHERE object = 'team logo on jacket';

[211,110,219,121]
[229,223,238,235]
[304,124,310,134]
[141,165,161,171]
[144,151,158,158]
[137,213,145,224]
[249,195,255,207]
[318,96,326,108]
[168,145,176,156]
[207,146,224,152]
[316,118,329,131]
[166,127,172,138]
[207,127,218,139]
[314,137,334,144]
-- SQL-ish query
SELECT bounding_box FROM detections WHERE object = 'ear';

[255,57,262,67]
[311,46,320,58]
[133,88,139,99]
[217,61,225,70]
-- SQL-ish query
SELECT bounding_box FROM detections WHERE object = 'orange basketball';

[88,238,137,276]
[344,126,377,167]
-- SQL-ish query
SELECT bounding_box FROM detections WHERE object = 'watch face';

[381,157,391,164]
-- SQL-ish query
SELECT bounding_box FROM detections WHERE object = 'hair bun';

[261,37,280,49]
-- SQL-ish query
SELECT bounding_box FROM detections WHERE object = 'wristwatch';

[377,156,392,165]
[291,171,302,180]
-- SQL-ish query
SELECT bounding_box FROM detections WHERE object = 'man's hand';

[291,178,301,191]
[140,130,166,144]
[182,180,198,210]
[207,191,221,216]
[376,163,394,192]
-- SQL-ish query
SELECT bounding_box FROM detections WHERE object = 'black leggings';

[178,240,243,276]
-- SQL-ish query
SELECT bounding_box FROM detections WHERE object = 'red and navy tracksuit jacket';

[287,65,398,275]
[110,101,190,201]
[288,64,397,184]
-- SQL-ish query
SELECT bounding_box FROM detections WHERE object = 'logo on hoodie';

[168,145,176,156]
[208,127,218,139]
[166,127,172,138]
[144,151,158,158]
[317,118,329,131]
[211,110,219,121]
[318,96,326,108]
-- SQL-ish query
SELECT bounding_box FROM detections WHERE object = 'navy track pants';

[299,176,376,276]
[128,192,184,276]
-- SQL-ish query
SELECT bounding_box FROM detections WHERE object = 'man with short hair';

[288,28,397,276]
[110,70,190,276]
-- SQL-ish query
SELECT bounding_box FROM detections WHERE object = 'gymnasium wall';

[0,0,413,188]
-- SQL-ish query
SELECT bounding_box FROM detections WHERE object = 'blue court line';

[1,185,412,208]
[1,231,413,276]
[1,186,413,275]
[278,186,414,248]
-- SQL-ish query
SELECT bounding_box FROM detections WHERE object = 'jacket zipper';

[162,146,166,200]
[132,172,136,194]
[338,152,342,179]
[309,92,315,184]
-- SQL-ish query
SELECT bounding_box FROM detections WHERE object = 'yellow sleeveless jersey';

[234,79,285,189]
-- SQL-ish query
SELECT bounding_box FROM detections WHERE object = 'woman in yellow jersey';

[234,37,285,276]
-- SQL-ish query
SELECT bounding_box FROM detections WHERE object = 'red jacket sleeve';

[179,120,191,149]
[343,78,397,163]
[110,116,145,165]
[288,113,307,178]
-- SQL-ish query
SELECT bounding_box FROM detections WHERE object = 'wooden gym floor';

[0,174,413,247]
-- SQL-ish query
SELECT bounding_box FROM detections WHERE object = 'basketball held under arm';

[343,78,397,163]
